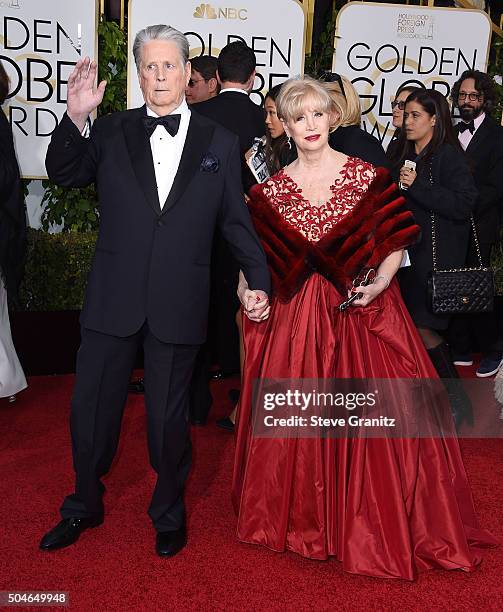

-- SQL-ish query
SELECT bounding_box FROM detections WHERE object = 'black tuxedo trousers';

[61,324,198,530]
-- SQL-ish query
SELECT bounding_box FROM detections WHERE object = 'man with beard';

[448,70,503,377]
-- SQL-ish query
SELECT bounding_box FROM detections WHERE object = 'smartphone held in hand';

[399,160,416,191]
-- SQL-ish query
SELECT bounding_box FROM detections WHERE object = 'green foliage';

[21,178,31,197]
[18,229,97,310]
[41,17,127,233]
[97,19,128,116]
[304,8,337,78]
[40,182,98,233]
[488,34,503,123]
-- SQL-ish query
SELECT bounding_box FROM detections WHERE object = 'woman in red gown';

[232,77,496,580]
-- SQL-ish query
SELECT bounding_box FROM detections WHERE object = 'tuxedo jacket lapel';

[161,112,215,215]
[123,106,161,216]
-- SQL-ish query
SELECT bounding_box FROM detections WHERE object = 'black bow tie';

[143,114,181,137]
[459,120,475,134]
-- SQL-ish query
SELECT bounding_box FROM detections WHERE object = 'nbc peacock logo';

[193,3,248,20]
[194,3,217,19]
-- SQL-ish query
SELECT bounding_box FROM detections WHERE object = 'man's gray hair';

[133,24,189,70]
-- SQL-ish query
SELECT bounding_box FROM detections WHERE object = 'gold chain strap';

[428,159,484,272]
[430,213,484,272]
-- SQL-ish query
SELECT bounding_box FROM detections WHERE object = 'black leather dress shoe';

[39,516,104,551]
[128,378,145,394]
[156,526,187,557]
[216,417,235,432]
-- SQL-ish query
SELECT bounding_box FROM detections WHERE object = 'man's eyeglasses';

[188,78,206,87]
[391,100,406,110]
[458,92,483,101]
[319,71,346,99]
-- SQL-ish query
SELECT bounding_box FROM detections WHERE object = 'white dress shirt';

[458,112,485,151]
[219,87,248,96]
[147,99,191,209]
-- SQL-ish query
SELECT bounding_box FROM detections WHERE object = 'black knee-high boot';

[427,342,474,428]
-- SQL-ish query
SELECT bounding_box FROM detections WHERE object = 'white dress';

[0,276,27,397]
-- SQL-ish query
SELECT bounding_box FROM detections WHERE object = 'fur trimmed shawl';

[247,167,420,302]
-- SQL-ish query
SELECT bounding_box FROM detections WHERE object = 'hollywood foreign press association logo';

[396,12,434,40]
[0,0,21,8]
[193,3,248,21]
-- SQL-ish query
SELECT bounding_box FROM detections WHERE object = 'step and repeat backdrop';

[0,0,98,178]
[0,0,493,179]
[333,2,492,148]
[127,0,307,108]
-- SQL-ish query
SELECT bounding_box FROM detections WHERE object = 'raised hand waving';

[66,57,107,132]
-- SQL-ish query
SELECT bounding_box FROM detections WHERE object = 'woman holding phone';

[389,88,477,423]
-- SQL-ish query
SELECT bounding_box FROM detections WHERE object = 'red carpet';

[0,374,502,611]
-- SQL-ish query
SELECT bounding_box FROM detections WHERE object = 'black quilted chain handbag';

[428,212,494,314]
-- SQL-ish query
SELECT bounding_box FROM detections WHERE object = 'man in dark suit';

[185,55,219,105]
[194,41,265,191]
[39,25,270,557]
[448,69,503,377]
[189,42,266,428]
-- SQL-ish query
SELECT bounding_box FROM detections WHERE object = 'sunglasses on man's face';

[391,100,406,110]
[188,78,206,87]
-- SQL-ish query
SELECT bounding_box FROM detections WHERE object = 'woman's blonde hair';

[275,76,342,131]
[324,75,362,127]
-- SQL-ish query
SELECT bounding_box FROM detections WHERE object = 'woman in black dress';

[389,88,477,423]
[323,73,389,168]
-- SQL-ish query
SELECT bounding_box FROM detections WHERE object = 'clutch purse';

[338,268,376,311]
[427,212,494,314]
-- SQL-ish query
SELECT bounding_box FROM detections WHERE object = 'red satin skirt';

[232,275,497,580]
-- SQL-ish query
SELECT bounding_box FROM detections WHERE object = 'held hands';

[399,166,417,190]
[237,284,270,322]
[349,275,390,308]
[67,57,107,132]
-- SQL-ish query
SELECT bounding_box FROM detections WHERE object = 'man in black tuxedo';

[189,42,266,428]
[448,70,503,377]
[39,25,270,557]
